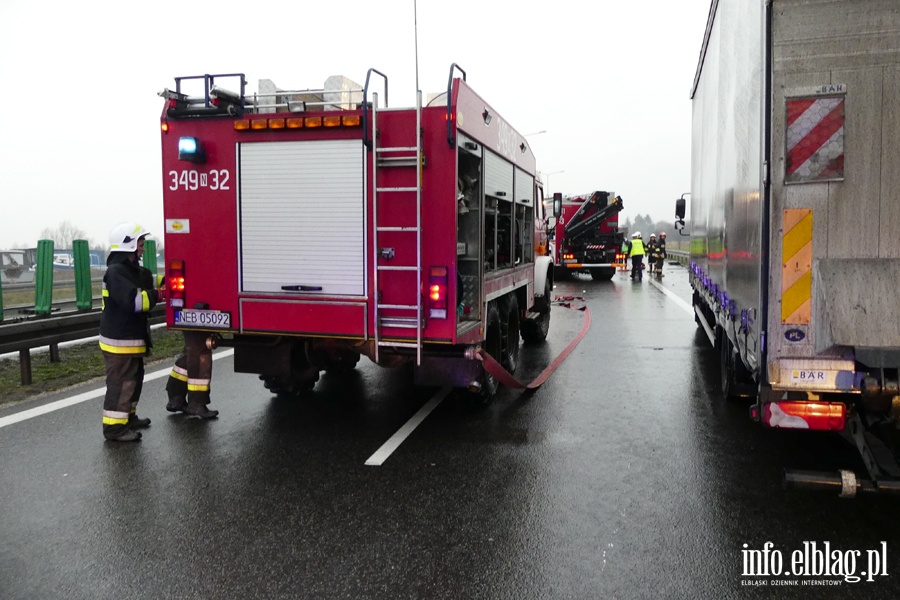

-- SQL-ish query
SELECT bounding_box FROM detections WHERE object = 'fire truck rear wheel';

[325,352,361,374]
[521,277,551,343]
[472,301,502,406]
[500,294,520,374]
[261,372,320,397]
[589,267,615,281]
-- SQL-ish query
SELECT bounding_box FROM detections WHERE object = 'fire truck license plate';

[174,309,231,328]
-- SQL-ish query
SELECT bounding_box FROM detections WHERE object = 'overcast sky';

[0,0,710,249]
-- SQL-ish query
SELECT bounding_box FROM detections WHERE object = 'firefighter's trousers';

[165,331,213,408]
[102,352,145,439]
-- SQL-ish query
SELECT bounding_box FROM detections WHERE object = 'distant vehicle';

[0,250,33,284]
[553,191,625,281]
[681,0,900,496]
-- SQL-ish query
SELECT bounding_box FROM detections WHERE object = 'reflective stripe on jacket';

[99,252,160,354]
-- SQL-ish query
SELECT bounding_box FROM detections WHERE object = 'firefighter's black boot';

[128,414,151,429]
[166,397,188,413]
[105,429,142,442]
[185,403,219,419]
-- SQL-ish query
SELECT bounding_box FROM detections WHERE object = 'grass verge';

[0,328,185,408]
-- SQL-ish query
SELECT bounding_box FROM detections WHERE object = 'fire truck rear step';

[376,187,418,193]
[379,317,420,329]
[377,341,419,349]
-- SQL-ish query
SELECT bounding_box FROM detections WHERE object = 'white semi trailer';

[679,0,900,496]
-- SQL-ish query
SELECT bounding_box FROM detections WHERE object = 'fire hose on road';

[477,296,591,390]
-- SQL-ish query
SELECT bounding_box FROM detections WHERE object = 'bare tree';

[39,221,90,250]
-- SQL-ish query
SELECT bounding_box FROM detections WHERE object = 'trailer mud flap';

[477,300,591,390]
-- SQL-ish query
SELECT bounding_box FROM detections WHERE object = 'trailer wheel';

[719,332,753,401]
[692,291,702,327]
[522,277,551,343]
[500,294,520,374]
[589,267,615,281]
[720,336,737,400]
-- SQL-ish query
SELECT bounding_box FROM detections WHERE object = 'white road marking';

[648,276,693,316]
[365,386,452,466]
[0,349,235,429]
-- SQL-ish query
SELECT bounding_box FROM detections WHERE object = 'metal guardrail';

[667,249,690,265]
[0,305,165,385]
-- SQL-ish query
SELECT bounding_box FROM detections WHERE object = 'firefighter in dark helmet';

[99,222,165,442]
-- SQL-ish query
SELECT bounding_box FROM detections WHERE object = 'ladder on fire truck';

[371,91,423,365]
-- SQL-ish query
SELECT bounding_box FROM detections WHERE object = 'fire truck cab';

[158,66,556,402]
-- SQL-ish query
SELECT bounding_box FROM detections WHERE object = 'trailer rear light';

[429,266,448,319]
[323,115,341,127]
[762,401,846,431]
[168,259,186,308]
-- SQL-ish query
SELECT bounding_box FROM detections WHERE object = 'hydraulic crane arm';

[563,192,624,242]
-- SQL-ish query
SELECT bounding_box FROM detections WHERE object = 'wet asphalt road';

[2,263,900,600]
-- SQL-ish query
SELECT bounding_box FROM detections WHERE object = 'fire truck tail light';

[429,266,448,319]
[161,122,170,133]
[177,137,206,163]
[763,401,846,431]
[168,259,186,308]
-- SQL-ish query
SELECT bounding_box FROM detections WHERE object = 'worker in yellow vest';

[629,232,645,281]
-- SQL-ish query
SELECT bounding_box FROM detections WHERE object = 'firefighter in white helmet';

[629,232,645,281]
[99,222,165,442]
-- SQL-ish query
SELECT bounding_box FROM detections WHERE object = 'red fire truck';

[158,66,557,402]
[552,191,625,281]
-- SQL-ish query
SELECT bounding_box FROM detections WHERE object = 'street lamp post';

[543,170,564,193]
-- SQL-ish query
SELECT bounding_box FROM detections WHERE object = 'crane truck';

[158,66,557,404]
[680,0,900,496]
[553,191,625,281]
